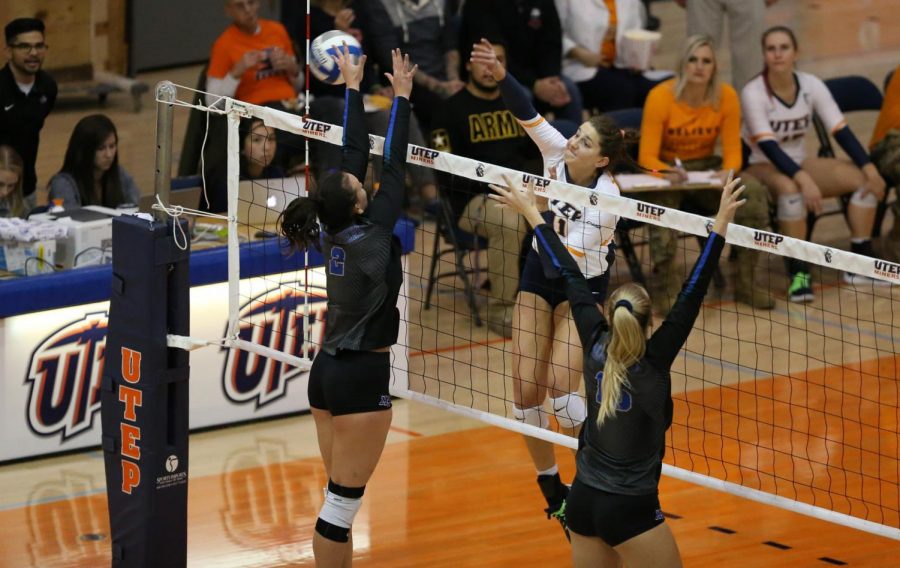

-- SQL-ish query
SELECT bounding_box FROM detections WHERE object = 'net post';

[225,101,241,339]
[154,81,176,223]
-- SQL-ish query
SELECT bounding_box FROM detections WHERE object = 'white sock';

[537,464,559,477]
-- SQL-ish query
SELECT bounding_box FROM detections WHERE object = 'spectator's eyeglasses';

[8,42,49,53]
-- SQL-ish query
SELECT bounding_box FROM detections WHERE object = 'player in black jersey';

[279,45,417,567]
[490,172,747,567]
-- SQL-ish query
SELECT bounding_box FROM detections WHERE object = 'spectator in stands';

[296,1,439,213]
[202,117,285,213]
[206,0,302,109]
[429,39,539,335]
[742,26,887,301]
[460,0,583,127]
[676,0,778,91]
[363,0,464,135]
[870,65,900,263]
[638,35,773,312]
[48,115,140,209]
[0,18,57,207]
[557,0,662,113]
[0,145,27,218]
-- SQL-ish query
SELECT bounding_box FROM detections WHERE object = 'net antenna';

[155,83,900,541]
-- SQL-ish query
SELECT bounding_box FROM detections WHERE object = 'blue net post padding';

[100,215,191,567]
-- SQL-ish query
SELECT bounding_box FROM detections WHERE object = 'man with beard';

[429,40,539,337]
[0,18,57,208]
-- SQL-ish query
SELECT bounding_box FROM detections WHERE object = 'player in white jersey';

[741,26,887,301]
[472,38,640,538]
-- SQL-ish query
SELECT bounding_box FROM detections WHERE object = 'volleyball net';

[157,83,900,539]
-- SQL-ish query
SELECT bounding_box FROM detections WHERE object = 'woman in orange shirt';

[638,35,773,312]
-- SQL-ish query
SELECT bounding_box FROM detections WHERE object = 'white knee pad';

[513,405,550,429]
[550,393,587,429]
[319,488,363,531]
[850,187,879,208]
[777,193,805,221]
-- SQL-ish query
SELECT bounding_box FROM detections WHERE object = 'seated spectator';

[870,65,900,263]
[202,117,285,213]
[0,145,27,218]
[460,0,583,127]
[557,0,661,113]
[638,35,773,312]
[0,18,57,207]
[301,1,438,212]
[429,39,540,334]
[48,115,140,209]
[363,0,464,135]
[742,26,888,301]
[205,0,302,109]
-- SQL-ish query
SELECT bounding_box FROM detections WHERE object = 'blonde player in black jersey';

[471,38,639,538]
[491,172,746,568]
[279,45,416,567]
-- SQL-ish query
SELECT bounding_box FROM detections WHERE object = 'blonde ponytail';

[597,284,651,427]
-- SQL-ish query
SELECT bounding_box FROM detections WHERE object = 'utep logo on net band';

[410,146,438,166]
[25,312,108,441]
[874,259,900,281]
[521,174,551,190]
[753,230,784,250]
[223,283,329,407]
[301,118,332,139]
[636,202,665,222]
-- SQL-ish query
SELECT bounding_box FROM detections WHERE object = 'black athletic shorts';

[308,350,392,416]
[565,477,665,547]
[518,247,611,309]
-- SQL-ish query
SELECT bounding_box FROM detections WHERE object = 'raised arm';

[647,175,745,368]
[334,43,370,182]
[470,38,567,159]
[367,49,418,230]
[489,176,608,349]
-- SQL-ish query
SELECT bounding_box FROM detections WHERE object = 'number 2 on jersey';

[329,246,346,276]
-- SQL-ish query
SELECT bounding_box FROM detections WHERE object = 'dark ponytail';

[278,170,358,251]
[279,195,321,251]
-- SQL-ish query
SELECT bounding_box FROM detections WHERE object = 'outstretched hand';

[489,174,542,227]
[712,170,746,236]
[470,38,506,82]
[334,41,367,90]
[384,48,418,99]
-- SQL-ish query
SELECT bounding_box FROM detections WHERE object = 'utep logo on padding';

[410,146,438,166]
[223,284,328,407]
[874,259,900,281]
[475,163,485,177]
[301,118,332,139]
[25,312,108,441]
[593,371,632,412]
[636,202,664,222]
[753,230,784,250]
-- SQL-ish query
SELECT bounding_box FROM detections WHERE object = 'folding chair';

[423,189,487,326]
[810,75,888,239]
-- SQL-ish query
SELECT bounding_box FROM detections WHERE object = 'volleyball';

[310,30,362,85]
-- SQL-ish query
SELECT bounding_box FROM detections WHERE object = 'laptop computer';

[138,185,204,214]
[237,177,306,227]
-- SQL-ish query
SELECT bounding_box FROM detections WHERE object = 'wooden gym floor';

[2,1,900,566]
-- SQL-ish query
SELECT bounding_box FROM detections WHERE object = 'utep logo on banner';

[25,312,108,441]
[222,283,329,407]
